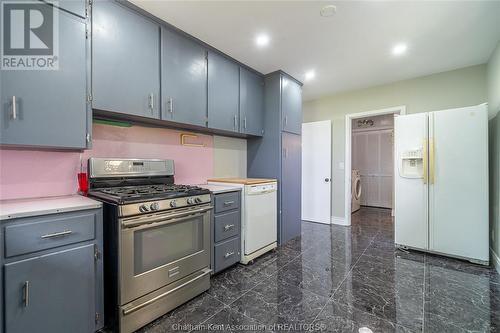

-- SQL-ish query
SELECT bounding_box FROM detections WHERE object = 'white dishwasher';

[208,179,277,264]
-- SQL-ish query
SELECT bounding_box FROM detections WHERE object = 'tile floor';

[139,207,500,332]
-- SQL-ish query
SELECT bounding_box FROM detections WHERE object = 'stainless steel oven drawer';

[4,211,97,257]
[214,210,240,242]
[120,268,211,333]
[214,237,240,272]
[214,191,240,213]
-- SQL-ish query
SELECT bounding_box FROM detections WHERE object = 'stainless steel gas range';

[87,158,212,333]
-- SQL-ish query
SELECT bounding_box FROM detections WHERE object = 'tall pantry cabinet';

[247,71,303,244]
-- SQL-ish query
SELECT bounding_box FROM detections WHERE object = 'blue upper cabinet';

[207,51,240,132]
[239,67,264,136]
[92,1,160,119]
[281,75,302,135]
[51,0,87,18]
[161,28,207,127]
[0,9,89,149]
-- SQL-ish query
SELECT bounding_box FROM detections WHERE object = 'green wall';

[303,64,488,220]
[488,42,500,270]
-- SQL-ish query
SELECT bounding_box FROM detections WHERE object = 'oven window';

[133,215,203,275]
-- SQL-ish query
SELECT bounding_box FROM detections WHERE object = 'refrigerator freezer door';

[429,104,489,262]
[395,113,429,250]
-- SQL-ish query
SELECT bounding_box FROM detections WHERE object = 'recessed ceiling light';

[358,327,373,333]
[255,34,270,47]
[305,70,316,81]
[320,4,337,17]
[392,43,408,56]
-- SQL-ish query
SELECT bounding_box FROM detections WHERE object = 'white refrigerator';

[394,103,489,264]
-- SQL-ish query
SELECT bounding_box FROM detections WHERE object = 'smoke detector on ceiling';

[320,5,337,17]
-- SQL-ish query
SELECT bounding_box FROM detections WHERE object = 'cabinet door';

[92,1,160,119]
[162,28,207,127]
[281,76,302,135]
[239,67,264,136]
[0,10,88,149]
[4,244,96,333]
[53,0,87,18]
[207,51,239,132]
[281,132,302,243]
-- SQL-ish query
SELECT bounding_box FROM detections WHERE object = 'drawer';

[4,210,97,258]
[214,210,240,243]
[214,237,240,273]
[214,191,240,213]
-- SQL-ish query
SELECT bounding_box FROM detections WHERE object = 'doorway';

[344,106,406,226]
[302,120,332,224]
[352,114,394,212]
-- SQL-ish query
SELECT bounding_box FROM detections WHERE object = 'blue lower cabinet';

[4,245,96,333]
[1,208,103,333]
[211,191,241,274]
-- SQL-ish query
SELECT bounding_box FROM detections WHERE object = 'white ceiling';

[131,0,500,101]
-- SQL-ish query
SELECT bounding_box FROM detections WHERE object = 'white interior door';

[429,104,489,262]
[301,121,332,224]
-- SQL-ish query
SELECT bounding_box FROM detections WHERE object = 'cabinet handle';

[12,96,17,120]
[233,115,237,130]
[168,97,173,114]
[22,281,29,307]
[223,201,234,206]
[284,116,288,127]
[283,148,288,158]
[41,230,72,239]
[224,224,235,231]
[244,117,247,130]
[224,251,235,259]
[148,93,154,112]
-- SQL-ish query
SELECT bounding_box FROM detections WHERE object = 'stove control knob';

[150,202,160,211]
[187,198,195,205]
[139,204,149,213]
[195,197,202,203]
[170,200,177,208]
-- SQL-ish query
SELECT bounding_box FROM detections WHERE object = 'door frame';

[344,106,406,226]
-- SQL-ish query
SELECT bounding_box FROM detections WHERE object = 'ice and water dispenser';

[400,148,424,178]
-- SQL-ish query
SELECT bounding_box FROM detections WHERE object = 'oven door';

[119,204,211,304]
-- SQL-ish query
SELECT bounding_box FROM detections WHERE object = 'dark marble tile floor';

[138,207,500,333]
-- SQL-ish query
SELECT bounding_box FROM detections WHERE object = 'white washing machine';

[351,169,362,213]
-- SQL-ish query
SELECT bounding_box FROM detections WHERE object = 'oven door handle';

[122,268,212,315]
[121,206,213,229]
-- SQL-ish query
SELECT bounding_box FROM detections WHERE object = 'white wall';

[303,64,488,219]
[212,136,247,178]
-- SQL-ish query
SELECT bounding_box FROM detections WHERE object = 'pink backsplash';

[0,124,214,201]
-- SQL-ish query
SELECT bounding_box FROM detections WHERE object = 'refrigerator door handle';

[423,139,428,184]
[429,139,435,184]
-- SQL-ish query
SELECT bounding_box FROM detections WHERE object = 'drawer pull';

[223,201,235,206]
[224,251,235,259]
[224,224,235,231]
[41,230,73,239]
[168,267,180,278]
[22,281,29,307]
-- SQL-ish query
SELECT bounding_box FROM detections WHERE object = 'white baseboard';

[491,248,500,275]
[331,216,349,226]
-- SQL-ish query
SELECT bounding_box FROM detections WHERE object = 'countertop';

[0,195,102,220]
[198,184,242,194]
[207,178,277,185]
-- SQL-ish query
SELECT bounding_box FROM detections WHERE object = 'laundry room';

[351,113,395,215]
